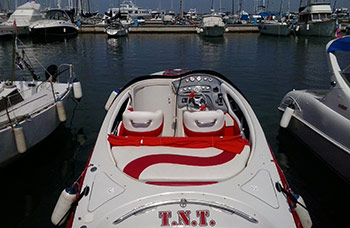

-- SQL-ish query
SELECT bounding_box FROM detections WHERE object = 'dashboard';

[172,73,228,111]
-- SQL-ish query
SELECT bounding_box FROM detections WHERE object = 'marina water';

[0,33,349,227]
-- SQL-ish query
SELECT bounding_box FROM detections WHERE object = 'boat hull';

[259,23,292,36]
[0,83,71,165]
[199,26,225,37]
[279,90,350,183]
[30,26,78,38]
[64,70,310,228]
[106,28,128,38]
[295,19,337,37]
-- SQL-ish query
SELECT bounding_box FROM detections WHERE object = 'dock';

[79,24,260,34]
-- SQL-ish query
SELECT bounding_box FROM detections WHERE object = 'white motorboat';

[103,0,151,22]
[0,1,41,36]
[51,69,312,228]
[278,36,350,183]
[105,21,129,38]
[295,1,337,37]
[196,14,226,37]
[0,24,14,37]
[29,9,78,39]
[259,20,293,36]
[0,38,82,165]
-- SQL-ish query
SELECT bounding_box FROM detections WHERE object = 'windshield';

[336,51,350,87]
[45,10,70,21]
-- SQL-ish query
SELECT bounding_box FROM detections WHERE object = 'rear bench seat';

[110,109,249,185]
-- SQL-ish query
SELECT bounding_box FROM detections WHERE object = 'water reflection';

[277,128,350,228]
[31,33,78,44]
[0,124,83,227]
[198,35,227,45]
[107,36,128,51]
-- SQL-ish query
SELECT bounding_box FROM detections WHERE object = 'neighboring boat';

[295,1,337,37]
[0,1,41,36]
[51,69,312,228]
[196,0,226,37]
[105,20,129,38]
[258,0,293,36]
[259,21,293,36]
[29,9,79,39]
[104,0,151,21]
[0,23,14,38]
[196,14,226,37]
[278,36,350,183]
[0,37,83,165]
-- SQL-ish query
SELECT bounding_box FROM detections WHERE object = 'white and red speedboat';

[52,69,312,228]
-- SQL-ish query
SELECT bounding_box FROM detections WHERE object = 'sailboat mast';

[11,34,16,82]
[279,0,283,19]
[179,0,183,18]
[333,0,337,11]
[231,0,234,14]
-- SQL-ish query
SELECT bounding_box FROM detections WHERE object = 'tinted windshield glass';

[46,10,69,21]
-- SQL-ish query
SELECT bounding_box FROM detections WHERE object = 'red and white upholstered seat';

[183,110,225,137]
[120,109,164,136]
[111,145,250,184]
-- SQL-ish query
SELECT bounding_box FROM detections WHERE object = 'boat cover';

[328,37,350,53]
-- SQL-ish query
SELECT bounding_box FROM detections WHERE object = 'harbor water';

[0,33,349,227]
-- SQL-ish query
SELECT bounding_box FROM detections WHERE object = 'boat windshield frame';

[45,10,71,21]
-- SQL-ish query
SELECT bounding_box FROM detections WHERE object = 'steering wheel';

[187,91,207,111]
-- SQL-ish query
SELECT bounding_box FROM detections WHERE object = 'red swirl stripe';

[123,151,236,179]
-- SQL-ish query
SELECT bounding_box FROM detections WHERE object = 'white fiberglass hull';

[198,26,225,37]
[259,23,292,36]
[295,19,337,37]
[29,20,79,37]
[57,70,311,228]
[0,81,71,165]
[279,89,350,182]
[106,28,128,37]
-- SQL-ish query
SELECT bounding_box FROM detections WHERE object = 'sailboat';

[295,0,337,37]
[0,34,83,165]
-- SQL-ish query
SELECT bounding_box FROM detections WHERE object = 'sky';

[3,0,350,14]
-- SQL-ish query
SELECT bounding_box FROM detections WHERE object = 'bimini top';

[327,36,350,53]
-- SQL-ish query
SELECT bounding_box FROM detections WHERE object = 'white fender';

[104,90,119,111]
[73,81,83,100]
[295,195,313,228]
[280,107,294,128]
[51,188,77,226]
[14,124,26,153]
[56,100,67,122]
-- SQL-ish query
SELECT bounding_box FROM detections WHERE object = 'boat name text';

[159,210,216,227]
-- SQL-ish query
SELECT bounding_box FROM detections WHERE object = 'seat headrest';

[184,110,225,136]
[122,110,164,136]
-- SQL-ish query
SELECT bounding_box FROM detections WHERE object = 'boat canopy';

[327,37,350,53]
